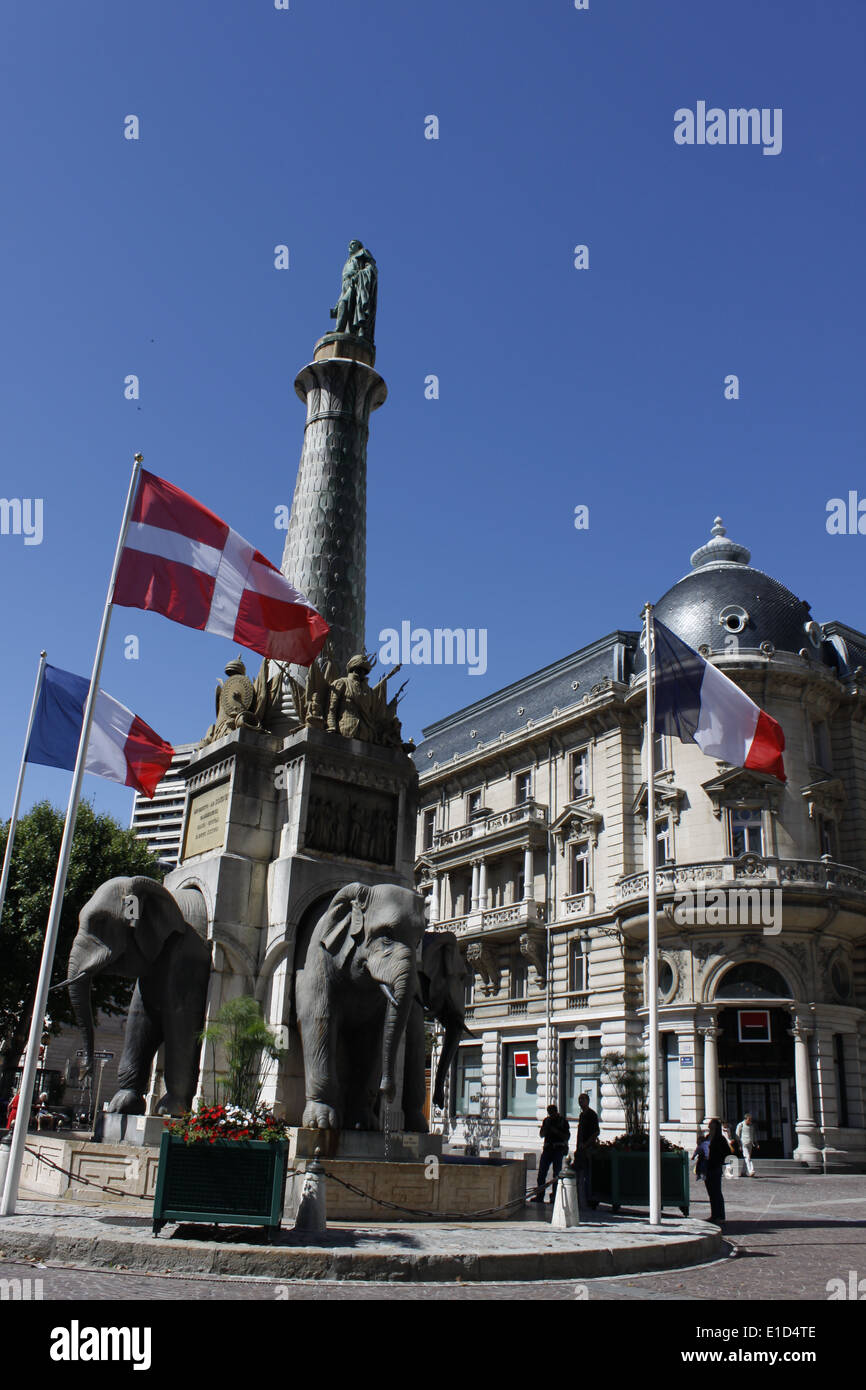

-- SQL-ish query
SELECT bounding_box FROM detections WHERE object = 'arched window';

[715,962,792,999]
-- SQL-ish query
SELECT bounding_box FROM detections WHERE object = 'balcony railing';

[437,900,547,939]
[617,856,866,901]
[432,800,548,851]
[562,891,595,918]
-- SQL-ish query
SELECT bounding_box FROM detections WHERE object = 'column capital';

[698,1024,722,1042]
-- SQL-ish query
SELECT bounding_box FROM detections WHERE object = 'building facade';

[413,521,866,1167]
[130,743,197,871]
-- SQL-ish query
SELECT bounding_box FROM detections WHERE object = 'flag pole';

[0,651,48,931]
[643,601,661,1227]
[1,455,143,1216]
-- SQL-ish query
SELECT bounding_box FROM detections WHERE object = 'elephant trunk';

[66,937,113,1079]
[433,1013,464,1111]
[367,944,416,1103]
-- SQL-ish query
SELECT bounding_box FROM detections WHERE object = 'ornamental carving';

[519,929,547,986]
[466,940,499,995]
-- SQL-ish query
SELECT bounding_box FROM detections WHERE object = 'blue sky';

[1,0,864,824]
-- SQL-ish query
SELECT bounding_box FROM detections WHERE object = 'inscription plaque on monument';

[183,782,230,859]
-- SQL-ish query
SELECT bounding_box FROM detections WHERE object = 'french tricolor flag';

[26,665,174,799]
[654,621,786,782]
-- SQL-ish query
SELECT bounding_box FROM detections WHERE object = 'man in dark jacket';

[573,1092,600,1207]
[534,1105,571,1204]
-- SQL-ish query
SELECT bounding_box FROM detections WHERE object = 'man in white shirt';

[736,1113,758,1176]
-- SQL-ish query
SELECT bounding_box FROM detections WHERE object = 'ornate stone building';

[414,521,866,1168]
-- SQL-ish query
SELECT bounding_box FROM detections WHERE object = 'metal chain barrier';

[14,1143,557,1225]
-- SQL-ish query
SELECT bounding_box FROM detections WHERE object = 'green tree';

[201,997,286,1112]
[0,799,163,1097]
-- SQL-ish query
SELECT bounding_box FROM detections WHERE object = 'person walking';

[534,1105,571,1204]
[573,1092,600,1208]
[736,1113,758,1176]
[694,1118,732,1228]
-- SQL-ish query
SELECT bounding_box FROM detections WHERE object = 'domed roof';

[651,518,827,661]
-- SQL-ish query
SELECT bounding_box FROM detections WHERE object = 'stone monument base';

[98,1114,168,1148]
[285,1144,526,1224]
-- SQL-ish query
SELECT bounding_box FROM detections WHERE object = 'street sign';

[680,1056,695,1068]
[75,1050,114,1060]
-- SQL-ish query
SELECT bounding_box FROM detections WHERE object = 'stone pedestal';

[288,1128,442,1162]
[99,1114,167,1147]
[165,722,418,1127]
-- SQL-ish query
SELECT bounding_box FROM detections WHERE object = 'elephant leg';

[401,1002,429,1133]
[157,1008,202,1115]
[299,1003,341,1130]
[108,984,161,1113]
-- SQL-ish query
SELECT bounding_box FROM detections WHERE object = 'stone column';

[790,1014,822,1163]
[280,335,387,682]
[478,860,488,912]
[699,1022,722,1125]
[523,846,534,901]
[429,875,440,926]
[470,862,480,912]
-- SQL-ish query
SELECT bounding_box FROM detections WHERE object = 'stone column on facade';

[699,1022,722,1125]
[790,1013,822,1163]
[523,846,534,901]
[442,871,451,922]
[470,861,480,912]
[279,335,387,685]
[478,860,488,912]
[429,874,440,926]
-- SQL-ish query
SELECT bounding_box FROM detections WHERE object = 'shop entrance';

[722,1078,794,1158]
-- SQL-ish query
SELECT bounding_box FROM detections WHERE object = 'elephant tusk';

[378,982,398,1008]
[51,971,88,992]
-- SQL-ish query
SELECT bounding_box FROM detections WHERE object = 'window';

[464,972,475,1008]
[511,957,527,1000]
[569,939,587,993]
[655,818,672,866]
[467,790,483,819]
[561,1035,601,1118]
[452,1045,482,1117]
[652,730,666,773]
[569,841,589,895]
[515,770,532,804]
[834,1034,849,1128]
[570,747,589,799]
[503,1041,538,1118]
[816,813,838,860]
[422,808,436,851]
[515,862,526,901]
[730,807,763,857]
[663,1033,681,1122]
[811,720,832,772]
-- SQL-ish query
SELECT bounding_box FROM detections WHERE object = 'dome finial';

[690,517,751,569]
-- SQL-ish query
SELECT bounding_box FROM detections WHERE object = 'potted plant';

[152,998,290,1238]
[586,1050,689,1215]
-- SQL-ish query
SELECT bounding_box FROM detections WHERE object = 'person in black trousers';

[699,1118,732,1227]
[534,1105,571,1204]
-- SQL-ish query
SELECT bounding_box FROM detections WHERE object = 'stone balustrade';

[432,800,548,850]
[616,856,866,902]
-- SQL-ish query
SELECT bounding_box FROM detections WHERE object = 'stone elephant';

[402,931,470,1132]
[59,876,211,1116]
[295,881,427,1130]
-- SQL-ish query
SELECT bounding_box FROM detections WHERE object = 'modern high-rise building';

[130,742,197,871]
[414,520,866,1169]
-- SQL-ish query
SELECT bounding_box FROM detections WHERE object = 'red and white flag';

[112,471,329,665]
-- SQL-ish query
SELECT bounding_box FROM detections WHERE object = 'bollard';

[551,1164,580,1228]
[293,1147,327,1233]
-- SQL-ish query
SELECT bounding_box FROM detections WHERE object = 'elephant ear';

[125,877,187,963]
[320,884,367,969]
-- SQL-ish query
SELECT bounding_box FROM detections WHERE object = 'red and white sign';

[113,470,329,665]
[513,1050,532,1079]
[738,1010,771,1043]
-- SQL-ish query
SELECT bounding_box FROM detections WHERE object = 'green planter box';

[152,1132,289,1238]
[587,1149,689,1215]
